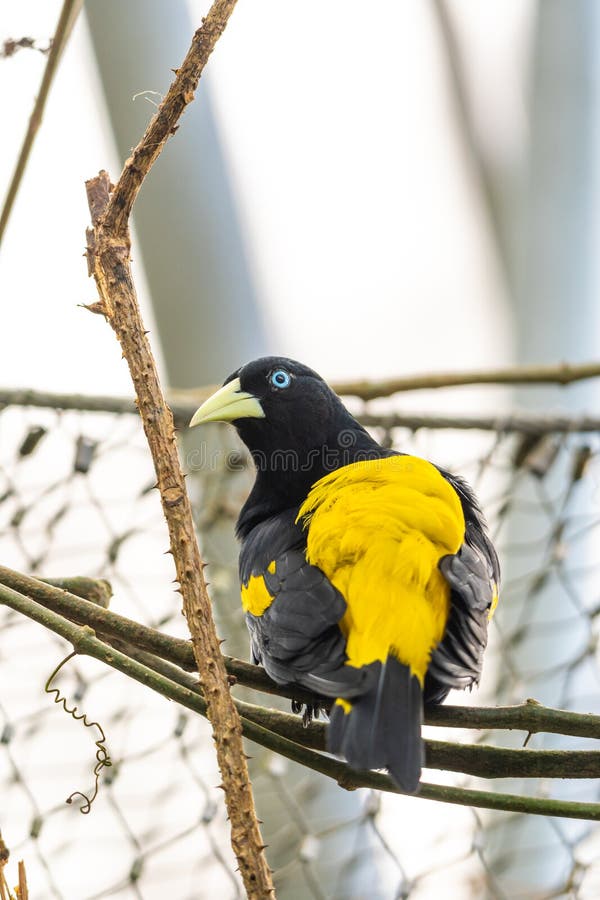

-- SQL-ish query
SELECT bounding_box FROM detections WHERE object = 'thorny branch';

[82,3,274,897]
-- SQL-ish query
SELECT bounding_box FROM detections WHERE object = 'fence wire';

[1,391,600,900]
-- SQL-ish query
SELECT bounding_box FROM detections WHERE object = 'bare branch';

[170,360,600,403]
[0,564,330,706]
[5,386,600,435]
[0,0,83,248]
[3,580,600,822]
[1,37,52,58]
[2,566,600,746]
[37,576,112,608]
[17,862,29,900]
[330,360,600,400]
[358,411,600,435]
[115,638,600,780]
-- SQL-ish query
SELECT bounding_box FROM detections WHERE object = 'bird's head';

[190,356,387,530]
[189,357,354,463]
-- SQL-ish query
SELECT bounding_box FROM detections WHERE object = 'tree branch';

[5,386,600,435]
[0,0,83,248]
[0,564,319,706]
[3,565,600,745]
[167,359,600,402]
[357,411,600,435]
[82,3,276,895]
[329,360,600,400]
[2,582,600,822]
[168,361,600,404]
[38,576,112,608]
[112,638,600,780]
[425,700,600,740]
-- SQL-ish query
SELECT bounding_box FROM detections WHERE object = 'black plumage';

[190,356,500,792]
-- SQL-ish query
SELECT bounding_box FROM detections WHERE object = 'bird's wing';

[239,513,369,697]
[426,512,499,703]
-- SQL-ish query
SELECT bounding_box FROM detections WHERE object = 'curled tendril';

[45,651,112,814]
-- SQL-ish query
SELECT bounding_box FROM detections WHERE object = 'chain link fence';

[1,388,600,899]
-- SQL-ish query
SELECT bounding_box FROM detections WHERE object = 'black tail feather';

[328,656,423,793]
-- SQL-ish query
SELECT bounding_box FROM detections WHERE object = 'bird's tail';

[327,655,423,793]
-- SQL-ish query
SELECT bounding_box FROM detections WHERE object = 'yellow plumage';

[241,574,273,616]
[297,455,465,684]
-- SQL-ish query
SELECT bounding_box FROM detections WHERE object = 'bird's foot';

[290,699,323,727]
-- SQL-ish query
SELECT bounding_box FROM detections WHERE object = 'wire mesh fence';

[1,387,600,899]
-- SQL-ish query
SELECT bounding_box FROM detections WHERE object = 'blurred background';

[1,1,600,898]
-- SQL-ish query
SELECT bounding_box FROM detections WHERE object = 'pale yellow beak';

[189,377,265,427]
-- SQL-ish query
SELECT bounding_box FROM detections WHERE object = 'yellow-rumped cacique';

[190,357,499,793]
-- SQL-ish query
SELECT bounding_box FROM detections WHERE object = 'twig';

[0,387,140,414]
[156,359,600,403]
[0,831,10,900]
[425,700,600,740]
[0,564,318,705]
[329,361,600,400]
[1,37,52,58]
[82,3,274,896]
[2,566,600,743]
[3,571,600,778]
[169,361,600,403]
[358,411,600,435]
[5,386,600,434]
[38,576,112,608]
[17,862,28,900]
[0,0,83,248]
[234,697,600,777]
[2,582,600,822]
[106,634,600,780]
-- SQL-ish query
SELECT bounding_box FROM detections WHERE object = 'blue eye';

[270,369,291,389]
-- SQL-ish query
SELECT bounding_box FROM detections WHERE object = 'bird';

[189,357,499,793]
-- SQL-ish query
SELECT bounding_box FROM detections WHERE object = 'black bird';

[190,357,499,793]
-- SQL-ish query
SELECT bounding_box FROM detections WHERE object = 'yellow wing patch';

[297,456,465,684]
[241,573,274,617]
